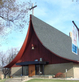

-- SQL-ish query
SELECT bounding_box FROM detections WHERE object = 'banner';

[72,26,78,54]
[72,27,77,46]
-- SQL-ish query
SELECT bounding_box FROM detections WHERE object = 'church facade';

[5,15,79,78]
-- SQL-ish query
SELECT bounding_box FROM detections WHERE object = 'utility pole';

[72,21,79,31]
[29,3,37,15]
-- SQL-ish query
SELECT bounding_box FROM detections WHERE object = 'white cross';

[29,3,37,15]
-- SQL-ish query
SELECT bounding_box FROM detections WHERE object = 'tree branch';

[0,16,14,22]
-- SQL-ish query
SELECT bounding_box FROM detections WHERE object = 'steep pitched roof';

[4,19,31,68]
[5,15,79,68]
[31,15,79,62]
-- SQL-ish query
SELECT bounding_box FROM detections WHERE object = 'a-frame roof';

[32,15,79,62]
[5,15,79,68]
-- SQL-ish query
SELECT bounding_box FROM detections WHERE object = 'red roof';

[4,17,31,68]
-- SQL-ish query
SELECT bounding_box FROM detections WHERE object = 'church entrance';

[16,61,48,76]
[22,64,44,76]
[28,64,44,76]
[29,65,35,77]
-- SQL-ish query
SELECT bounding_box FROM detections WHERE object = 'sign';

[72,26,78,54]
[72,44,78,54]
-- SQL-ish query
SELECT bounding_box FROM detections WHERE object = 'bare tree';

[6,48,18,64]
[0,51,5,67]
[0,0,33,47]
[0,51,8,77]
[0,0,32,25]
[0,48,19,77]
[0,51,9,77]
[0,0,32,34]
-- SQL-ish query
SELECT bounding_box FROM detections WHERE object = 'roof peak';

[30,14,70,39]
[31,15,79,62]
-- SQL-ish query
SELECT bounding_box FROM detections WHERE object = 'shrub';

[55,72,65,78]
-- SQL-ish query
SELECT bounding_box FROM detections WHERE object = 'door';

[35,65,44,75]
[29,65,35,77]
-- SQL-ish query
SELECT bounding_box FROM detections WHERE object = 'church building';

[5,15,79,78]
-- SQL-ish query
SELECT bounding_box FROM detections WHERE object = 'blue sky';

[0,0,79,52]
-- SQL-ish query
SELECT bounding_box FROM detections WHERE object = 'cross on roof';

[29,3,37,15]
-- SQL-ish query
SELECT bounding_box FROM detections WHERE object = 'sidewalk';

[5,77,32,82]
[5,78,22,82]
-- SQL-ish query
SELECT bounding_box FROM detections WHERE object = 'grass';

[0,79,6,82]
[26,79,79,82]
